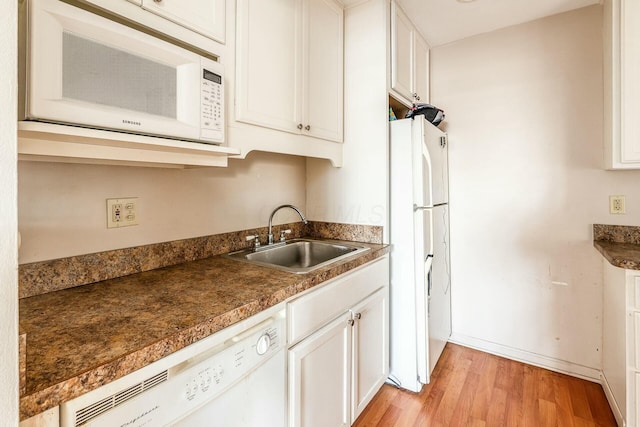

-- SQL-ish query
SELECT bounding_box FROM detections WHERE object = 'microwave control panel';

[200,65,224,143]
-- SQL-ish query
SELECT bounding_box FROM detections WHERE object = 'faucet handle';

[279,229,292,242]
[246,234,260,249]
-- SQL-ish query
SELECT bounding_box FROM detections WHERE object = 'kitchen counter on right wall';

[593,224,640,270]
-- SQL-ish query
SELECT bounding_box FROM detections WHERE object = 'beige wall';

[1,0,20,422]
[19,152,307,263]
[431,5,640,375]
[306,0,389,241]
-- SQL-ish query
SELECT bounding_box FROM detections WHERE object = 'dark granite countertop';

[593,224,640,270]
[593,240,640,270]
[19,240,389,420]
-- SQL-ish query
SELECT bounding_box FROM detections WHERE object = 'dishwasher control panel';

[180,323,282,404]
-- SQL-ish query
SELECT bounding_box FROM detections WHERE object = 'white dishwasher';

[60,303,287,427]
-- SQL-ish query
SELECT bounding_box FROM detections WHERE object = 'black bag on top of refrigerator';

[405,103,445,126]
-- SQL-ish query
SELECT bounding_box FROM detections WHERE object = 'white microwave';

[19,0,225,145]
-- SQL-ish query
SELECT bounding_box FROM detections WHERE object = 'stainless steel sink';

[226,239,370,274]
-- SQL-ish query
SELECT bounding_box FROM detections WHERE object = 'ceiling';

[396,0,601,47]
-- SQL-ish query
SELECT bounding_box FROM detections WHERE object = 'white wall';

[306,0,389,241]
[1,0,20,422]
[431,5,640,377]
[19,152,306,263]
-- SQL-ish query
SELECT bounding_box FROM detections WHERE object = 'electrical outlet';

[609,195,626,214]
[107,198,138,228]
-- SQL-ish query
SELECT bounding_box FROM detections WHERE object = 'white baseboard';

[600,371,625,427]
[448,333,601,382]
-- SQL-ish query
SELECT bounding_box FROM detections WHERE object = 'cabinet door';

[390,2,414,103]
[141,0,225,43]
[236,0,302,134]
[303,0,344,142]
[289,312,352,427]
[414,33,430,104]
[635,312,640,371]
[635,372,640,427]
[351,288,388,423]
[621,0,640,162]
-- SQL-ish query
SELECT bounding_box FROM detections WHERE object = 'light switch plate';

[107,198,138,228]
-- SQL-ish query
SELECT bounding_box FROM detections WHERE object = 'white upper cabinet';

[141,0,225,43]
[390,2,413,103]
[235,0,301,136]
[604,0,640,169]
[390,1,430,106]
[303,0,344,142]
[235,0,344,142]
[413,33,430,106]
[79,0,226,50]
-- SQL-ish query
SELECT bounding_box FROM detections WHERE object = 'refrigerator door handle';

[425,254,433,318]
[425,254,433,297]
[414,203,447,211]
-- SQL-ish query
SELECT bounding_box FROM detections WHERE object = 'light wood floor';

[353,343,617,427]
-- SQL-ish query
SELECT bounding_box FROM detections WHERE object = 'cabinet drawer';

[635,277,640,309]
[287,256,389,345]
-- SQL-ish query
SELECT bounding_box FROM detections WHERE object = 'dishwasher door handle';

[229,317,275,343]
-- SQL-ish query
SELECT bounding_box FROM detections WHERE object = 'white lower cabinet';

[350,288,388,421]
[602,261,640,426]
[289,312,353,427]
[287,256,390,427]
[637,373,640,424]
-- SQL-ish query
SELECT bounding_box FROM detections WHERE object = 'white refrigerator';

[389,117,451,393]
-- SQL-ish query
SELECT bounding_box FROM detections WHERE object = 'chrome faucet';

[267,204,308,245]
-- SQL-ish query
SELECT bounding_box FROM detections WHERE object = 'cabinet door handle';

[347,319,355,326]
[305,125,311,131]
[297,124,303,130]
[354,313,362,320]
[153,0,163,3]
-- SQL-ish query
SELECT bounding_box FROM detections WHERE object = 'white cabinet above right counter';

[604,0,640,169]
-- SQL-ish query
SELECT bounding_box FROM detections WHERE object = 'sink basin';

[226,239,370,274]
